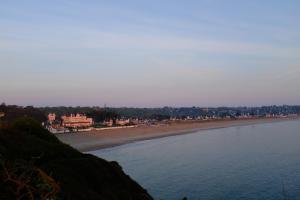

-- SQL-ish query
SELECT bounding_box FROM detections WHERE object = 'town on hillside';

[44,105,300,134]
[1,104,300,134]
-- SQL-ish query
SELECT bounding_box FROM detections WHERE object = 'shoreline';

[56,117,300,152]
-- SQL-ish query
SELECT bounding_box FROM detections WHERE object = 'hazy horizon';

[1,0,300,107]
[1,102,300,109]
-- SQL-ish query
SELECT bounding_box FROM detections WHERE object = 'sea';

[90,120,300,200]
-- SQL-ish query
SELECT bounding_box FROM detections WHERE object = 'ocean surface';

[90,120,300,200]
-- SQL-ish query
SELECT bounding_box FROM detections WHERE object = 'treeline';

[2,104,300,123]
[39,106,175,120]
[38,105,300,119]
[39,106,97,117]
[0,103,46,123]
[86,110,119,122]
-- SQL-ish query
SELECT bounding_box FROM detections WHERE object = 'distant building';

[170,117,178,121]
[130,118,140,125]
[186,116,192,120]
[48,113,56,122]
[116,119,130,126]
[0,112,5,118]
[61,114,93,128]
[202,108,209,112]
[104,119,113,127]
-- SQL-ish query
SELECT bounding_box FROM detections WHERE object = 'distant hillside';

[0,104,47,123]
[38,105,300,119]
[0,117,153,200]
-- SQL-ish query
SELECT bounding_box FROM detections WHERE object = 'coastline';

[56,117,300,152]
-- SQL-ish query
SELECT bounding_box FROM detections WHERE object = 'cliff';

[0,117,153,200]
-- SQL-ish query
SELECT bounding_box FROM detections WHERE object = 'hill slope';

[0,117,153,200]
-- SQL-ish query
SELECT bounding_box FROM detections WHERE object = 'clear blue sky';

[1,0,299,107]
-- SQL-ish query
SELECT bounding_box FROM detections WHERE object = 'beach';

[56,117,300,152]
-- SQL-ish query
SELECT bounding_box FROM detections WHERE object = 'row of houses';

[47,113,131,129]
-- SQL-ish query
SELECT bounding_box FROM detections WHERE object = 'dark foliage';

[0,117,153,200]
[0,157,60,200]
[86,110,119,123]
[38,105,300,120]
[0,104,46,123]
[149,114,170,121]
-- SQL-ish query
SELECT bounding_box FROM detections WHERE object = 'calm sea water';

[90,120,300,200]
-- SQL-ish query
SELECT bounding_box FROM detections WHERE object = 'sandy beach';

[56,117,299,152]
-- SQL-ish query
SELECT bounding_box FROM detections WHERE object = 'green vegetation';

[0,117,153,200]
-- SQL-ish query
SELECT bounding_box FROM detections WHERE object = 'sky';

[0,0,300,107]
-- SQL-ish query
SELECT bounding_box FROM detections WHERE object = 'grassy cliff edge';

[0,117,153,200]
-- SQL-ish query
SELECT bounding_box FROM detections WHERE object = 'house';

[61,114,93,128]
[104,119,113,127]
[48,113,56,122]
[115,119,130,126]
